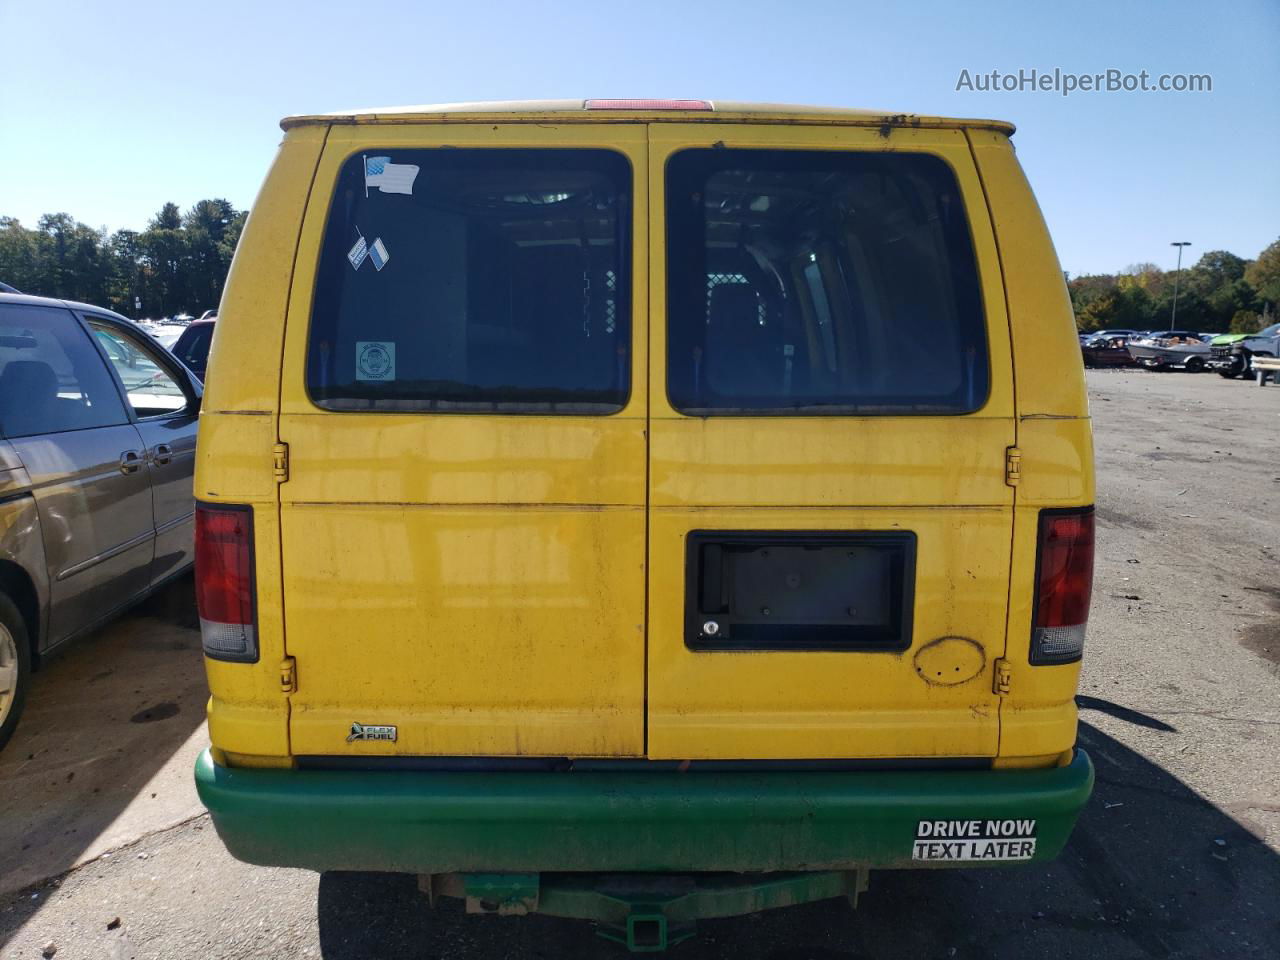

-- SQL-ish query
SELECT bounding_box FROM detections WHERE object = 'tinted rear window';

[666,149,988,415]
[307,149,631,413]
[175,323,214,371]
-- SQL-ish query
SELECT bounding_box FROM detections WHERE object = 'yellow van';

[194,100,1094,949]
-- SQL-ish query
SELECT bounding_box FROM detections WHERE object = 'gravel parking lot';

[1,368,1277,960]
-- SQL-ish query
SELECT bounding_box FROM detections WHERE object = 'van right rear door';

[644,122,1017,760]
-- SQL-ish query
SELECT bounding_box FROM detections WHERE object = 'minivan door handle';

[151,443,173,466]
[119,450,143,474]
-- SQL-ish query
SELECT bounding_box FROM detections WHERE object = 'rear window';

[175,323,214,371]
[666,149,988,415]
[307,149,631,413]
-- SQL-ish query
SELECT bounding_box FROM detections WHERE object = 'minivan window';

[307,149,631,413]
[666,150,989,414]
[0,305,128,438]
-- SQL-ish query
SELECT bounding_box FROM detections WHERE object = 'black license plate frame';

[684,530,917,652]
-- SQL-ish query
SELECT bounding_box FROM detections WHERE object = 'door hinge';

[993,657,1012,695]
[272,442,289,483]
[1004,446,1022,487]
[280,656,297,694]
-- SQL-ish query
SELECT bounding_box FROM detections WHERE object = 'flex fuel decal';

[912,819,1038,861]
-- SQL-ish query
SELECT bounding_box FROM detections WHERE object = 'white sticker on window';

[911,819,1037,861]
[369,237,390,271]
[364,155,420,196]
[347,235,368,271]
[356,341,395,381]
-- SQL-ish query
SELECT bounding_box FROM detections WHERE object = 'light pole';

[1170,241,1192,328]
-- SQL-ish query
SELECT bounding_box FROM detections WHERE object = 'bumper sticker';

[912,819,1037,861]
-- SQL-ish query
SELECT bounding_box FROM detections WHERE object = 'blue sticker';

[356,341,395,381]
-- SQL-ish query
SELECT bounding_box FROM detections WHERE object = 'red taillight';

[1030,508,1094,664]
[195,503,258,662]
[584,98,713,111]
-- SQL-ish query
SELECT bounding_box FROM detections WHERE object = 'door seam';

[275,123,333,754]
[642,121,653,757]
[964,130,1019,759]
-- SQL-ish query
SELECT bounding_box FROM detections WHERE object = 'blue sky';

[1,0,1276,276]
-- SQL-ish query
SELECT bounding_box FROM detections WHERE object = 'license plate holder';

[685,531,916,652]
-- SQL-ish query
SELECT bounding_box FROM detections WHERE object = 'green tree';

[31,214,113,304]
[1169,250,1249,330]
[0,217,38,292]
[151,202,182,231]
[181,199,239,313]
[139,203,192,315]
[106,229,144,315]
[0,199,248,314]
[1245,237,1280,306]
[1069,274,1120,331]
[1230,309,1261,334]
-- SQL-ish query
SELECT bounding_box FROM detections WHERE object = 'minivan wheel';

[0,594,32,752]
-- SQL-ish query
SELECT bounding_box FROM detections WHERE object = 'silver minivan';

[0,293,202,749]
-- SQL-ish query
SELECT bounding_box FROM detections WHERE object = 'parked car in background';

[1081,333,1135,367]
[152,327,185,350]
[0,292,202,750]
[1082,328,1140,345]
[1208,322,1280,379]
[1207,332,1253,378]
[1126,330,1211,370]
[171,316,215,380]
[1239,322,1280,368]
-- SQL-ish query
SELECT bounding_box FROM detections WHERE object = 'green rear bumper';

[194,749,1092,874]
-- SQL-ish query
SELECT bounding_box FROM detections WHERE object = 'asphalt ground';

[1,367,1277,959]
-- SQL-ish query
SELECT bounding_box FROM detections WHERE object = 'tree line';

[1069,238,1280,334]
[3,201,1276,336]
[0,200,247,320]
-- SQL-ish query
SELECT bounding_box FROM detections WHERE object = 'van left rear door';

[278,124,649,758]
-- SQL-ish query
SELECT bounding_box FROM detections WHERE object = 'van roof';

[281,100,1016,135]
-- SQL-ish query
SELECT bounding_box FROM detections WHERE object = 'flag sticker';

[369,237,390,271]
[356,341,395,381]
[364,155,419,196]
[347,235,369,270]
[912,819,1037,862]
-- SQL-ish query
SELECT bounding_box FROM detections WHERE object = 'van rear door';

[278,124,649,757]
[645,123,1016,760]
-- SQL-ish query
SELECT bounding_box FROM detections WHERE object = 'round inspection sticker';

[356,341,395,381]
